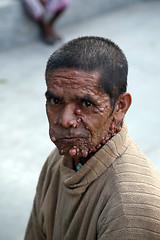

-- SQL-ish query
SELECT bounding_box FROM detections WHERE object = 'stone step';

[0,0,141,51]
[0,0,38,51]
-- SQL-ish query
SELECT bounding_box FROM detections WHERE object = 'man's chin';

[52,137,95,158]
[57,144,91,159]
[55,137,83,151]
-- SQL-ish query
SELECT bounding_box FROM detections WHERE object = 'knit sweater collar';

[60,123,130,193]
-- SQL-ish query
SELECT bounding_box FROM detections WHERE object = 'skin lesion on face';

[45,68,131,163]
[60,141,90,159]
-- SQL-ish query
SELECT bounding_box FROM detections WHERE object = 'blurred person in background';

[23,0,71,44]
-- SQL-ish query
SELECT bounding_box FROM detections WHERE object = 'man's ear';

[113,92,132,121]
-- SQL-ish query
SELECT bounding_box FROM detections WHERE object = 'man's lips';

[50,129,89,143]
[55,137,81,143]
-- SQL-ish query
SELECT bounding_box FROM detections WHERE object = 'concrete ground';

[0,1,160,239]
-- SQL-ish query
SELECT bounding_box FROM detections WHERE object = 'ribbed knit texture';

[24,123,160,240]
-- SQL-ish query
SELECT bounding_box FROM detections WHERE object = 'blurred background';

[0,0,160,239]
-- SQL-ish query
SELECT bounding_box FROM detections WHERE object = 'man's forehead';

[46,68,101,88]
[46,68,110,105]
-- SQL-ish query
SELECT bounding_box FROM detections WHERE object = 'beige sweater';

[24,124,160,240]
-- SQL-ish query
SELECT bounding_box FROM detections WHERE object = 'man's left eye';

[83,101,92,107]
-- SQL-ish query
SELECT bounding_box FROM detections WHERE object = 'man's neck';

[72,151,96,171]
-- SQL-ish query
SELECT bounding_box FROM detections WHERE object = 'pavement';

[0,1,160,239]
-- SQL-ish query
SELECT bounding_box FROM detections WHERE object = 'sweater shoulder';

[98,139,160,239]
[113,138,160,184]
[36,147,61,195]
[110,138,160,210]
[46,147,62,169]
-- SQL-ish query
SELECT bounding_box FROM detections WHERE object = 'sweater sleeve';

[98,204,160,240]
[24,157,50,240]
[97,178,160,240]
[24,148,60,240]
[24,198,46,240]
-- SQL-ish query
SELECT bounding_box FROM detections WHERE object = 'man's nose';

[58,103,77,128]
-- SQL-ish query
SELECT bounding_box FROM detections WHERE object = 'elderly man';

[24,36,160,240]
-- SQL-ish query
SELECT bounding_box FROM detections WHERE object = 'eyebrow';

[45,91,98,105]
[45,90,59,99]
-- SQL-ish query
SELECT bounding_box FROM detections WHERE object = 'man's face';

[45,68,114,158]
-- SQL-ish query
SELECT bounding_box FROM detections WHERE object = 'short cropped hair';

[45,36,128,107]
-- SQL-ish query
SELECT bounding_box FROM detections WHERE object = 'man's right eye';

[49,97,60,105]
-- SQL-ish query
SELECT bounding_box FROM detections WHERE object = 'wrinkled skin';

[45,68,123,163]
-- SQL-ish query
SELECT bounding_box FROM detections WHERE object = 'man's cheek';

[81,123,99,149]
[82,116,98,136]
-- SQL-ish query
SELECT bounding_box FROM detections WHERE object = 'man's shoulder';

[111,138,160,203]
[114,138,160,182]
[46,147,62,168]
[36,147,61,193]
[97,139,160,239]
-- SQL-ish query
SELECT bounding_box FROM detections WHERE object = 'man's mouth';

[56,137,81,143]
[50,128,89,144]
